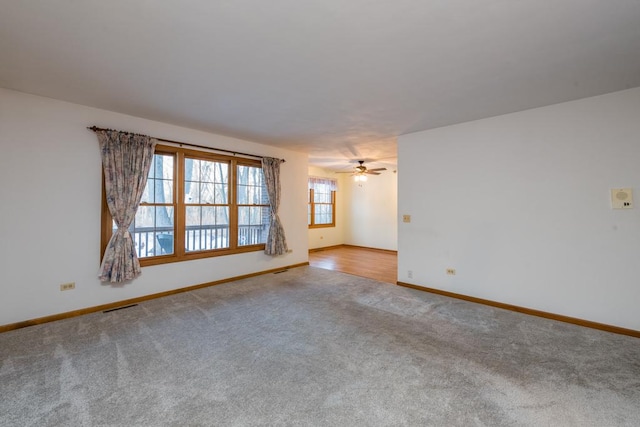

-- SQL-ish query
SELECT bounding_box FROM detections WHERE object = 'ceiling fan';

[337,160,387,181]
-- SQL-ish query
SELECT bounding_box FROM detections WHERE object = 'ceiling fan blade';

[367,168,387,172]
[366,171,381,175]
[335,171,355,174]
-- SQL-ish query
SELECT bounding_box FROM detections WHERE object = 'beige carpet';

[1,266,639,426]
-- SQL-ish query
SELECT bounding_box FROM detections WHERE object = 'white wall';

[308,166,346,249]
[398,87,640,331]
[0,88,308,326]
[344,171,398,251]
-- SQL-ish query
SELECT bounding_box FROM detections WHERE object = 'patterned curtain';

[308,176,338,191]
[97,130,157,282]
[261,157,288,255]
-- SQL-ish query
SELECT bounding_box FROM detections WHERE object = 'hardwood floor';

[308,245,397,284]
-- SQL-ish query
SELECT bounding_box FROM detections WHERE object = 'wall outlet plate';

[60,282,75,291]
[611,188,633,209]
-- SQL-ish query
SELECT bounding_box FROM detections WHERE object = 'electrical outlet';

[446,269,456,276]
[60,282,75,291]
[611,188,633,209]
[402,215,411,223]
[408,270,413,279]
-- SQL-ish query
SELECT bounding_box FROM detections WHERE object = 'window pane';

[141,154,174,203]
[215,183,228,204]
[200,182,216,204]
[201,161,216,182]
[185,182,200,204]
[313,190,332,204]
[237,183,248,205]
[237,165,268,205]
[131,206,174,258]
[185,158,199,181]
[185,206,230,252]
[314,204,333,225]
[158,178,173,203]
[238,206,270,246]
[140,179,154,204]
[154,233,174,255]
[185,158,228,204]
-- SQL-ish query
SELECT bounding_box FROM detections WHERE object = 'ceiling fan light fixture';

[336,160,386,180]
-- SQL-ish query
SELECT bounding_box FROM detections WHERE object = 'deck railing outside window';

[127,224,267,258]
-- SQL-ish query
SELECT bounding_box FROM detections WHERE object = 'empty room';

[1,1,639,425]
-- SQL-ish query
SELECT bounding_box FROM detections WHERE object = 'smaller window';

[308,177,337,228]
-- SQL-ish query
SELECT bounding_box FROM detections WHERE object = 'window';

[135,152,175,257]
[101,145,270,266]
[184,157,230,252]
[237,165,270,246]
[308,177,337,228]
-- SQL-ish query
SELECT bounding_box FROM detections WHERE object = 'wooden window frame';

[100,144,267,267]
[308,188,336,228]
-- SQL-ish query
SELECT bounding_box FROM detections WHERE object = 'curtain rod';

[87,126,285,163]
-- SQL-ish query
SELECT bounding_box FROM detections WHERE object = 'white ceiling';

[1,1,639,171]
